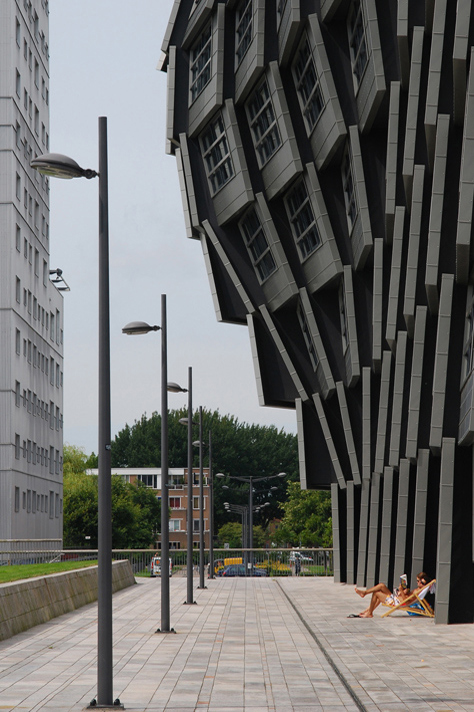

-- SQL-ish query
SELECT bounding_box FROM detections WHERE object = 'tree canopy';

[273,481,333,548]
[110,408,299,531]
[62,444,160,548]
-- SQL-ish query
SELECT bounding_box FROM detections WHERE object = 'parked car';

[289,551,313,563]
[150,555,172,577]
[221,564,267,577]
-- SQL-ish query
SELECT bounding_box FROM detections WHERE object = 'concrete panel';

[411,449,429,585]
[356,478,371,586]
[430,274,454,454]
[366,471,381,587]
[403,165,425,337]
[406,307,428,461]
[362,367,372,481]
[397,0,410,89]
[402,27,424,208]
[389,331,407,468]
[346,480,355,584]
[374,350,393,474]
[435,438,455,624]
[386,207,406,352]
[331,482,342,583]
[372,238,383,371]
[394,459,410,581]
[453,0,472,124]
[379,467,394,586]
[385,82,400,243]
[456,48,474,284]
[424,0,447,167]
[425,115,450,314]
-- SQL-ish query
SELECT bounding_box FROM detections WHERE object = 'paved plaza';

[1,574,474,711]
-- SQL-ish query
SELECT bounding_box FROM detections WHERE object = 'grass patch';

[0,560,98,584]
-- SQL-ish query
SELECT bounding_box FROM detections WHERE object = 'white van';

[150,555,172,577]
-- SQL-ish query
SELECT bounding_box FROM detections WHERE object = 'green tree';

[273,481,332,548]
[217,522,267,548]
[63,471,161,548]
[110,408,299,531]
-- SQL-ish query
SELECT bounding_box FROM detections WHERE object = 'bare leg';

[359,591,387,618]
[355,582,391,598]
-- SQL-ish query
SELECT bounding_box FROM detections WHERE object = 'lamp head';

[31,152,98,179]
[122,321,160,335]
[168,382,187,393]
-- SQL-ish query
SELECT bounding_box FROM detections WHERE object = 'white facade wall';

[0,0,63,540]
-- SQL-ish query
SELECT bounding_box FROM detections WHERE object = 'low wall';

[0,559,136,642]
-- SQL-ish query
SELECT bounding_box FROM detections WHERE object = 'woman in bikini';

[354,572,428,618]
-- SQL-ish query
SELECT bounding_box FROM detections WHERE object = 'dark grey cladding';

[161,0,474,623]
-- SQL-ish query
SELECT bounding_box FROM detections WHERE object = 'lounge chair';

[381,579,436,618]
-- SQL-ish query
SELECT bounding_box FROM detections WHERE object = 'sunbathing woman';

[353,573,428,618]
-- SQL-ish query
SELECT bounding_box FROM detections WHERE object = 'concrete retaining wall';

[0,559,136,641]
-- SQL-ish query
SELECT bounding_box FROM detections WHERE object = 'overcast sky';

[48,0,297,455]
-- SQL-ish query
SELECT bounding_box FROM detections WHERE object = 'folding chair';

[381,579,436,618]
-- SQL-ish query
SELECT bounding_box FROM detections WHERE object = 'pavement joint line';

[275,579,368,712]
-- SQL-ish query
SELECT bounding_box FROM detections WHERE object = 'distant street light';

[122,298,174,634]
[169,370,197,605]
[217,472,286,574]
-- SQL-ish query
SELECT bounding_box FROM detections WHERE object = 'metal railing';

[0,544,333,577]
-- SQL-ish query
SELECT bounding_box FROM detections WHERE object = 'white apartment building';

[0,0,64,540]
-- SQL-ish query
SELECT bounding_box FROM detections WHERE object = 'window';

[15,329,21,355]
[293,35,324,132]
[16,19,21,46]
[15,381,21,407]
[240,206,276,282]
[15,486,20,511]
[348,0,368,87]
[16,277,21,303]
[16,174,21,200]
[236,0,252,66]
[297,301,320,371]
[169,497,181,509]
[15,437,21,461]
[16,70,21,97]
[169,519,181,532]
[200,114,234,195]
[246,79,281,166]
[190,24,212,103]
[342,149,358,231]
[193,519,201,533]
[193,496,200,509]
[285,180,321,260]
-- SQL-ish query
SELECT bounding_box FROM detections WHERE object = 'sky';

[48,0,297,456]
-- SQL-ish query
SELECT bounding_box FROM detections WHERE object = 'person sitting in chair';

[354,572,428,618]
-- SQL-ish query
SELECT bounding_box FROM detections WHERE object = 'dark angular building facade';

[161,0,474,623]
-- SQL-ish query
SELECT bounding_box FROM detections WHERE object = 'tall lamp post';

[31,118,122,709]
[193,428,214,580]
[169,369,197,605]
[193,407,206,589]
[217,472,286,575]
[122,297,174,634]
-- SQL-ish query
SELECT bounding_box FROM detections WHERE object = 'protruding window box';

[291,16,346,170]
[185,3,225,138]
[199,100,253,226]
[285,165,342,294]
[230,0,266,103]
[238,193,298,311]
[245,62,302,199]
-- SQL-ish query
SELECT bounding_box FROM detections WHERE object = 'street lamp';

[169,370,196,605]
[192,406,206,589]
[31,118,121,709]
[217,472,286,575]
[122,297,174,634]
